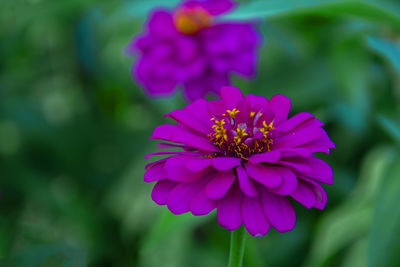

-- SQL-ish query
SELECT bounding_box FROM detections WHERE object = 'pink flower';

[145,86,335,236]
[127,0,261,101]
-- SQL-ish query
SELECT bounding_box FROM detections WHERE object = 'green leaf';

[305,146,397,267]
[226,0,400,29]
[329,38,371,134]
[0,244,86,267]
[138,210,213,267]
[341,238,368,267]
[368,157,400,267]
[120,0,180,18]
[367,36,400,74]
[376,114,400,143]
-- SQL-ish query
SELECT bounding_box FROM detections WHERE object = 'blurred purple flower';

[144,86,335,236]
[127,0,261,101]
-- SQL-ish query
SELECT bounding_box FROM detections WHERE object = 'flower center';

[208,108,274,160]
[173,6,212,34]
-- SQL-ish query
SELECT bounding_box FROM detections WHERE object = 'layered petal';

[206,170,236,199]
[220,86,244,109]
[166,108,209,134]
[147,10,177,38]
[248,150,281,164]
[261,188,296,232]
[284,157,333,184]
[276,112,313,132]
[245,163,282,188]
[151,124,219,152]
[185,157,212,172]
[184,0,236,15]
[269,94,291,125]
[152,180,179,205]
[217,184,242,230]
[268,167,298,195]
[167,174,212,214]
[241,195,270,236]
[273,124,324,149]
[190,188,217,215]
[164,155,213,182]
[291,178,327,210]
[236,166,258,197]
[144,162,167,182]
[212,157,241,171]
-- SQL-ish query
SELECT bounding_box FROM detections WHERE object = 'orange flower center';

[173,6,212,34]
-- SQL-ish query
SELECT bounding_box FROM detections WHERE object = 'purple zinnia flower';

[145,86,335,236]
[127,0,261,101]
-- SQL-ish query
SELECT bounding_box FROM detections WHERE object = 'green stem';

[228,226,247,267]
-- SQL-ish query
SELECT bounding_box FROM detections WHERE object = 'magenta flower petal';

[152,180,179,205]
[144,162,167,182]
[245,94,269,107]
[164,155,211,182]
[300,131,336,153]
[184,0,236,15]
[269,94,291,124]
[241,195,270,236]
[190,188,217,215]
[291,178,328,210]
[151,124,219,152]
[277,159,312,173]
[184,99,214,128]
[261,188,296,233]
[183,77,210,101]
[167,175,212,214]
[145,86,334,236]
[129,2,261,101]
[236,166,258,197]
[273,125,323,149]
[212,157,241,171]
[289,157,334,184]
[279,148,312,158]
[248,150,281,164]
[166,109,209,134]
[268,167,298,195]
[147,10,176,37]
[185,157,212,172]
[277,112,315,132]
[245,163,282,188]
[220,85,244,109]
[205,170,236,199]
[217,184,242,230]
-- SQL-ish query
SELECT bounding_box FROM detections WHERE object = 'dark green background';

[1,0,400,266]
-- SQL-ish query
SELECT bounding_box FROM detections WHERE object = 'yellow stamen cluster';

[211,118,227,143]
[227,108,240,118]
[261,121,274,137]
[234,128,248,144]
[233,127,250,159]
[208,109,275,160]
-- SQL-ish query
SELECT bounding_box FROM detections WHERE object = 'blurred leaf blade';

[368,156,400,267]
[367,36,400,74]
[376,114,400,143]
[227,0,400,29]
[306,146,397,267]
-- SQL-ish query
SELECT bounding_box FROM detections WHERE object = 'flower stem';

[228,226,247,267]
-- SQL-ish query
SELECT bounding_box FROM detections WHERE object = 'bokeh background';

[1,0,400,266]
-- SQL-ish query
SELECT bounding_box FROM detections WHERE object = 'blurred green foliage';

[0,0,400,266]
